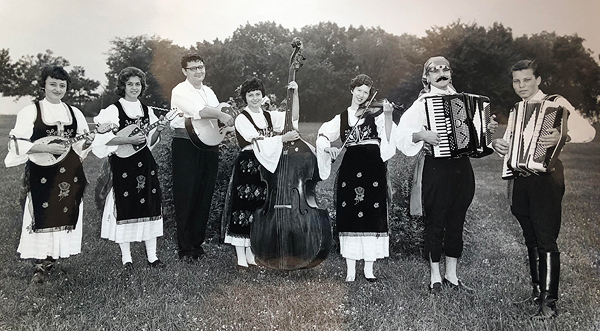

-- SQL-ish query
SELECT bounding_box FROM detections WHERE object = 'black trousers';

[172,138,219,257]
[511,160,564,253]
[422,156,475,262]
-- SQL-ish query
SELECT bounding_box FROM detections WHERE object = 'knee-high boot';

[527,247,541,304]
[533,251,560,319]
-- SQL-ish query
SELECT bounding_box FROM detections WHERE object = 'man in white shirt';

[492,59,596,319]
[170,53,234,261]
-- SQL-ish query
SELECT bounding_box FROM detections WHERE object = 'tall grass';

[0,115,598,331]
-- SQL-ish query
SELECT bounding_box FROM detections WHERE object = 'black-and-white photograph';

[1,0,599,330]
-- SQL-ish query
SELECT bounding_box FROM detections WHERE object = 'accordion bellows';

[424,93,494,159]
[501,98,568,179]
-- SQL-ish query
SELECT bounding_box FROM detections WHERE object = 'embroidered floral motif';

[140,198,145,204]
[354,186,365,204]
[152,188,156,193]
[41,177,47,184]
[63,207,68,213]
[374,202,380,208]
[232,210,254,226]
[138,162,143,167]
[358,211,363,218]
[151,170,155,176]
[136,175,146,193]
[123,191,129,197]
[58,182,70,200]
[373,181,378,187]
[341,182,346,187]
[73,177,78,183]
[344,125,375,144]
[236,184,265,201]
[122,172,128,178]
[240,159,260,175]
[356,172,362,178]
[59,167,66,174]
[42,202,48,208]
[342,201,346,207]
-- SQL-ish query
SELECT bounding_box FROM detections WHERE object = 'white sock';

[430,256,442,288]
[235,245,248,267]
[145,237,158,263]
[119,242,132,265]
[246,247,256,265]
[345,258,356,282]
[364,260,375,279]
[445,257,458,284]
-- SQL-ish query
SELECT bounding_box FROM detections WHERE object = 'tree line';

[1,21,599,122]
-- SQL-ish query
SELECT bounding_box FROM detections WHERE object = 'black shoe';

[123,262,134,270]
[235,264,249,272]
[148,259,165,268]
[365,277,378,283]
[429,282,442,294]
[443,278,474,292]
[31,271,45,284]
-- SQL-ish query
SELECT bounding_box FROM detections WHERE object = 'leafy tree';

[0,49,99,114]
[0,48,16,94]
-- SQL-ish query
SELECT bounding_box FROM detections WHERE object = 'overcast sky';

[1,0,599,113]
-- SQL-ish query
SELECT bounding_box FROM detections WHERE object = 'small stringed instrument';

[114,107,181,158]
[250,38,332,270]
[185,103,240,147]
[30,122,116,166]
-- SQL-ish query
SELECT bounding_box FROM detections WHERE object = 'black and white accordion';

[424,93,494,158]
[501,96,568,179]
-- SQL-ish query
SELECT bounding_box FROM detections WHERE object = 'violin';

[355,98,404,119]
[250,38,332,270]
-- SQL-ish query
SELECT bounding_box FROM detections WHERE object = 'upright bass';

[250,38,332,270]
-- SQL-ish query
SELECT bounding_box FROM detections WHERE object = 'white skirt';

[100,189,163,244]
[339,235,389,261]
[224,233,251,247]
[17,196,83,260]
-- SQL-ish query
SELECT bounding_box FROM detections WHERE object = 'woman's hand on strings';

[282,130,300,142]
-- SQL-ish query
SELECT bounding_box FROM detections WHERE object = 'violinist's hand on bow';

[282,130,300,143]
[382,99,393,113]
[287,81,298,91]
[487,114,499,134]
[324,147,341,160]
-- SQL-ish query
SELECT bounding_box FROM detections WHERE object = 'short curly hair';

[349,74,373,91]
[38,66,71,90]
[239,77,265,104]
[181,53,204,69]
[115,67,147,98]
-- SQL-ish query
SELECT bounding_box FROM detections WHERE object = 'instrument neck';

[283,66,296,134]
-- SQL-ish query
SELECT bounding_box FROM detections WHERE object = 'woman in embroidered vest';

[316,74,396,282]
[5,66,94,283]
[223,77,300,270]
[92,67,166,269]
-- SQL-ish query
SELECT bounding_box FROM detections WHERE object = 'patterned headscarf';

[419,56,455,96]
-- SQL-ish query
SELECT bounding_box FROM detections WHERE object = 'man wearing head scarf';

[396,56,496,294]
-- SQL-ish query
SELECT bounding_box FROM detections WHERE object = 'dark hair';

[349,74,373,91]
[511,60,540,77]
[115,67,147,98]
[181,53,204,69]
[239,77,265,104]
[38,66,71,90]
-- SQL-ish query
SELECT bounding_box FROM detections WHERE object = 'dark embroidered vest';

[340,110,380,145]
[235,110,274,149]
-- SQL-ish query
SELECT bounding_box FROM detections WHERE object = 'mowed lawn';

[0,115,599,331]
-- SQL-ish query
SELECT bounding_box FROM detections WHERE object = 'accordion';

[501,97,568,179]
[424,93,493,158]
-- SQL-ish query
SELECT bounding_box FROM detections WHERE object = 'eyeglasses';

[185,65,205,71]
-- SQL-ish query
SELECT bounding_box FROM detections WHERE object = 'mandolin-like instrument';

[114,107,181,158]
[185,103,240,147]
[250,38,332,270]
[30,122,116,166]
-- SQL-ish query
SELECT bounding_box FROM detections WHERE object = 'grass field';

[0,115,599,331]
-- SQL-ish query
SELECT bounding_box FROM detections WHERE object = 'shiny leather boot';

[532,251,560,320]
[527,247,541,304]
